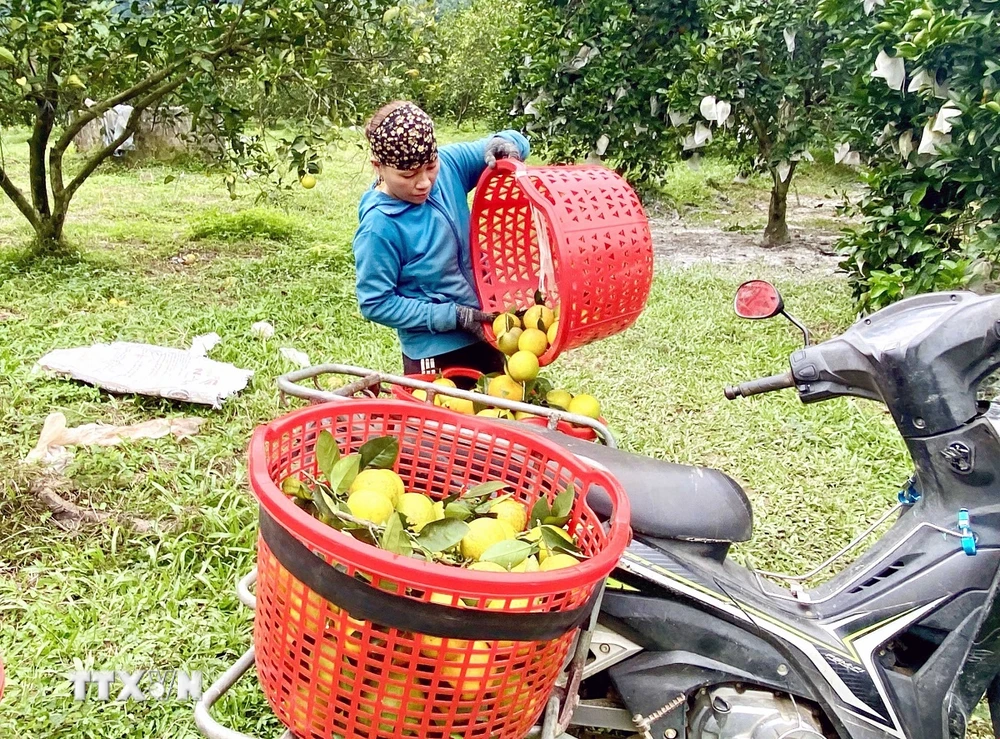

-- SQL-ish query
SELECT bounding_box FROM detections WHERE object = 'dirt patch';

[650,218,844,276]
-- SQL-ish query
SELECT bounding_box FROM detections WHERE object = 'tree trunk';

[34,212,67,252]
[762,163,796,247]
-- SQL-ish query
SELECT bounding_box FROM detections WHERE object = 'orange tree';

[0,0,401,252]
[820,0,1000,311]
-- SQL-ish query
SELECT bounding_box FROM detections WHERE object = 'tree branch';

[0,165,40,229]
[62,75,188,202]
[52,59,188,157]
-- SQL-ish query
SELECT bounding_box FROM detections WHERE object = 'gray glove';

[484,137,523,169]
[455,305,497,340]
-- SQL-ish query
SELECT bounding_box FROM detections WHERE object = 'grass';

[0,124,965,736]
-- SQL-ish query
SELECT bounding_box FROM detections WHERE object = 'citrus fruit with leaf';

[492,312,520,336]
[511,555,540,573]
[397,492,436,531]
[346,488,394,525]
[523,304,554,331]
[461,517,508,560]
[567,393,601,419]
[488,374,524,401]
[518,328,548,357]
[545,388,573,410]
[497,327,522,355]
[350,468,404,507]
[524,525,574,562]
[300,174,317,189]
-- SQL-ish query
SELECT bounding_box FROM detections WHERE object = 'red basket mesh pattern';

[249,399,630,739]
[471,161,654,366]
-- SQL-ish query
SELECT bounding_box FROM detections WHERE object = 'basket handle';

[511,164,560,301]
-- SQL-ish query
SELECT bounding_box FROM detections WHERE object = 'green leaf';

[475,492,513,515]
[163,175,176,185]
[315,430,340,482]
[312,486,339,524]
[328,454,361,494]
[0,48,15,66]
[529,498,551,527]
[359,436,399,470]
[480,539,532,569]
[445,501,473,520]
[417,519,470,552]
[381,513,412,556]
[462,481,509,501]
[541,525,580,555]
[550,484,575,519]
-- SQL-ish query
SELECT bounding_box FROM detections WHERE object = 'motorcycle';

[196,282,1000,739]
[536,280,1000,739]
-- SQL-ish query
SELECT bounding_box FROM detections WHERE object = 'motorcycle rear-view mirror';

[734,280,784,320]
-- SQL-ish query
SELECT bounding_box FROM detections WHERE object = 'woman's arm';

[353,227,457,333]
[441,130,531,193]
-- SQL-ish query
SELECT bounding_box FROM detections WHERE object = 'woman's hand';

[456,305,498,340]
[484,137,523,169]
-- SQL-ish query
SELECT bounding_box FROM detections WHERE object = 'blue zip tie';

[958,509,977,556]
[898,479,922,506]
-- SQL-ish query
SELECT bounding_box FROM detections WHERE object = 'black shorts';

[403,341,505,376]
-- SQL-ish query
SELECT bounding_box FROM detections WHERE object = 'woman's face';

[375,156,440,204]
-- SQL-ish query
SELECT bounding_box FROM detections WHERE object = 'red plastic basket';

[389,367,483,402]
[471,160,654,366]
[249,399,630,739]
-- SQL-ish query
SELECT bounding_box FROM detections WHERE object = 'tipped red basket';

[471,160,654,366]
[249,399,630,739]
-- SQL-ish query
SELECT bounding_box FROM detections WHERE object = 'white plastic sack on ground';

[36,341,253,408]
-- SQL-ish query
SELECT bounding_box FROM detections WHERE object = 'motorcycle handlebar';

[725,371,796,400]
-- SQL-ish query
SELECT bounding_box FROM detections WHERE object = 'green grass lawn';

[0,125,937,736]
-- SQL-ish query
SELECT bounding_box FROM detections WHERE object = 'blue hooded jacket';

[352,131,530,360]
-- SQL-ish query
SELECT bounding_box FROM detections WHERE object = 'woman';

[352,101,529,375]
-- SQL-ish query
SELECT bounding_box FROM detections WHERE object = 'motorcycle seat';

[523,427,752,543]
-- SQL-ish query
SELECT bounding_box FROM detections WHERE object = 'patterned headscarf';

[367,102,438,171]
